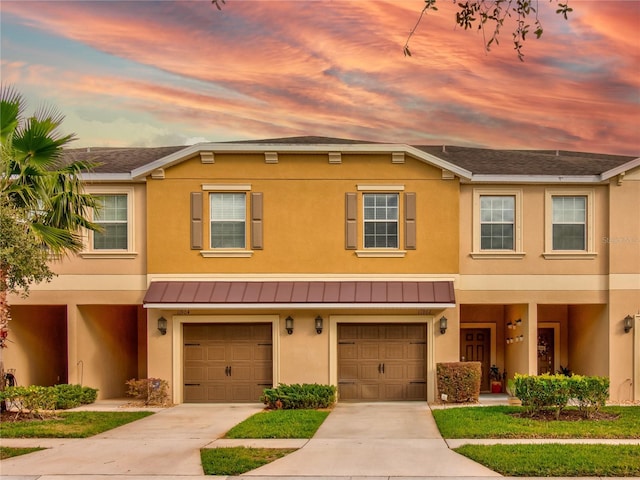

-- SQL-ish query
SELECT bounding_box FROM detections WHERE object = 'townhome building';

[6,137,639,404]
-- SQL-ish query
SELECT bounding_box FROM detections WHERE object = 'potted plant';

[489,365,503,393]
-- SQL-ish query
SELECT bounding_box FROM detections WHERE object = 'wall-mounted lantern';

[439,316,448,334]
[157,316,167,335]
[315,316,323,334]
[624,315,634,333]
[285,316,294,335]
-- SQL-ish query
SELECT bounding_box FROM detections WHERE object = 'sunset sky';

[1,0,639,155]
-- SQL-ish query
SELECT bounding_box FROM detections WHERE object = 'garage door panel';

[183,323,273,403]
[339,383,357,400]
[339,363,358,380]
[408,343,425,359]
[359,344,381,359]
[360,383,381,400]
[255,344,272,361]
[384,344,405,360]
[185,367,205,383]
[184,384,206,402]
[338,323,427,402]
[383,363,405,380]
[206,346,226,361]
[407,324,426,340]
[339,344,357,359]
[185,346,204,361]
[360,325,380,339]
[207,366,227,381]
[383,384,404,399]
[408,382,426,400]
[407,363,426,380]
[360,363,381,380]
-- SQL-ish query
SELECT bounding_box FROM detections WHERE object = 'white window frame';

[81,186,136,259]
[471,188,524,259]
[355,185,406,258]
[200,184,253,258]
[544,189,596,259]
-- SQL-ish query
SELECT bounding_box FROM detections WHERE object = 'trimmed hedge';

[437,362,481,403]
[260,383,336,409]
[513,373,609,419]
[1,384,98,418]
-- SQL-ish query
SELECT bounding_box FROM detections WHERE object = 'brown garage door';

[183,323,272,403]
[338,324,426,401]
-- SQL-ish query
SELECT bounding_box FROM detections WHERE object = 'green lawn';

[0,411,154,438]
[200,447,296,475]
[455,444,640,476]
[433,406,640,438]
[225,409,330,439]
[0,446,45,459]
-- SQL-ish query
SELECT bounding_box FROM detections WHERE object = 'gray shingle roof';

[415,145,636,176]
[63,137,637,177]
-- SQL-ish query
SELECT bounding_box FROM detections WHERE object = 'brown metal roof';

[143,281,455,307]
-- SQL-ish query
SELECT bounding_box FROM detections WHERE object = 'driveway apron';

[245,402,499,477]
[0,403,263,476]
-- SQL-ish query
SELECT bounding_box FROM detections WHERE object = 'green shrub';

[569,375,609,418]
[436,362,481,403]
[125,378,171,406]
[260,384,336,409]
[0,386,57,419]
[53,384,98,409]
[514,373,609,419]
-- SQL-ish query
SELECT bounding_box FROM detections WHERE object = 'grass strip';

[433,406,640,438]
[0,446,45,459]
[201,447,296,475]
[455,443,640,476]
[0,411,154,438]
[225,409,330,439]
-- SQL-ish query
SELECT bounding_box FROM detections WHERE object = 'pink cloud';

[2,0,637,155]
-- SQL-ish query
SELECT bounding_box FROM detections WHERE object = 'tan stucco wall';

[459,184,608,275]
[146,153,459,274]
[5,305,68,387]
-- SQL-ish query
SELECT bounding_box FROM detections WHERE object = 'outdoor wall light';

[157,316,167,335]
[439,316,448,334]
[624,315,634,333]
[315,316,324,334]
[285,316,294,335]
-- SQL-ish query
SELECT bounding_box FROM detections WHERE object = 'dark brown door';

[183,323,272,402]
[537,328,555,375]
[461,328,490,391]
[338,324,426,401]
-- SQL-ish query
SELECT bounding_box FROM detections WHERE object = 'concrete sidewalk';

[1,399,637,479]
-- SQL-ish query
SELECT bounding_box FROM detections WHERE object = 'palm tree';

[0,85,100,389]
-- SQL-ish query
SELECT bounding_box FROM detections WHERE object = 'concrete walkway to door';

[239,402,499,477]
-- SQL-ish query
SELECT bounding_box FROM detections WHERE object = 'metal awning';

[143,280,455,309]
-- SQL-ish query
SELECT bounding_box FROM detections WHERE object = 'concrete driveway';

[244,402,499,477]
[0,401,498,478]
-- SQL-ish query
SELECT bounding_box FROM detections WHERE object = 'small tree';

[0,86,100,390]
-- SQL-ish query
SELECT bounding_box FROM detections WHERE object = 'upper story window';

[480,196,514,250]
[81,186,136,259]
[363,193,398,248]
[346,186,415,258]
[544,189,596,259]
[93,194,128,250]
[193,185,262,258]
[552,196,586,250]
[471,189,524,259]
[210,192,246,249]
